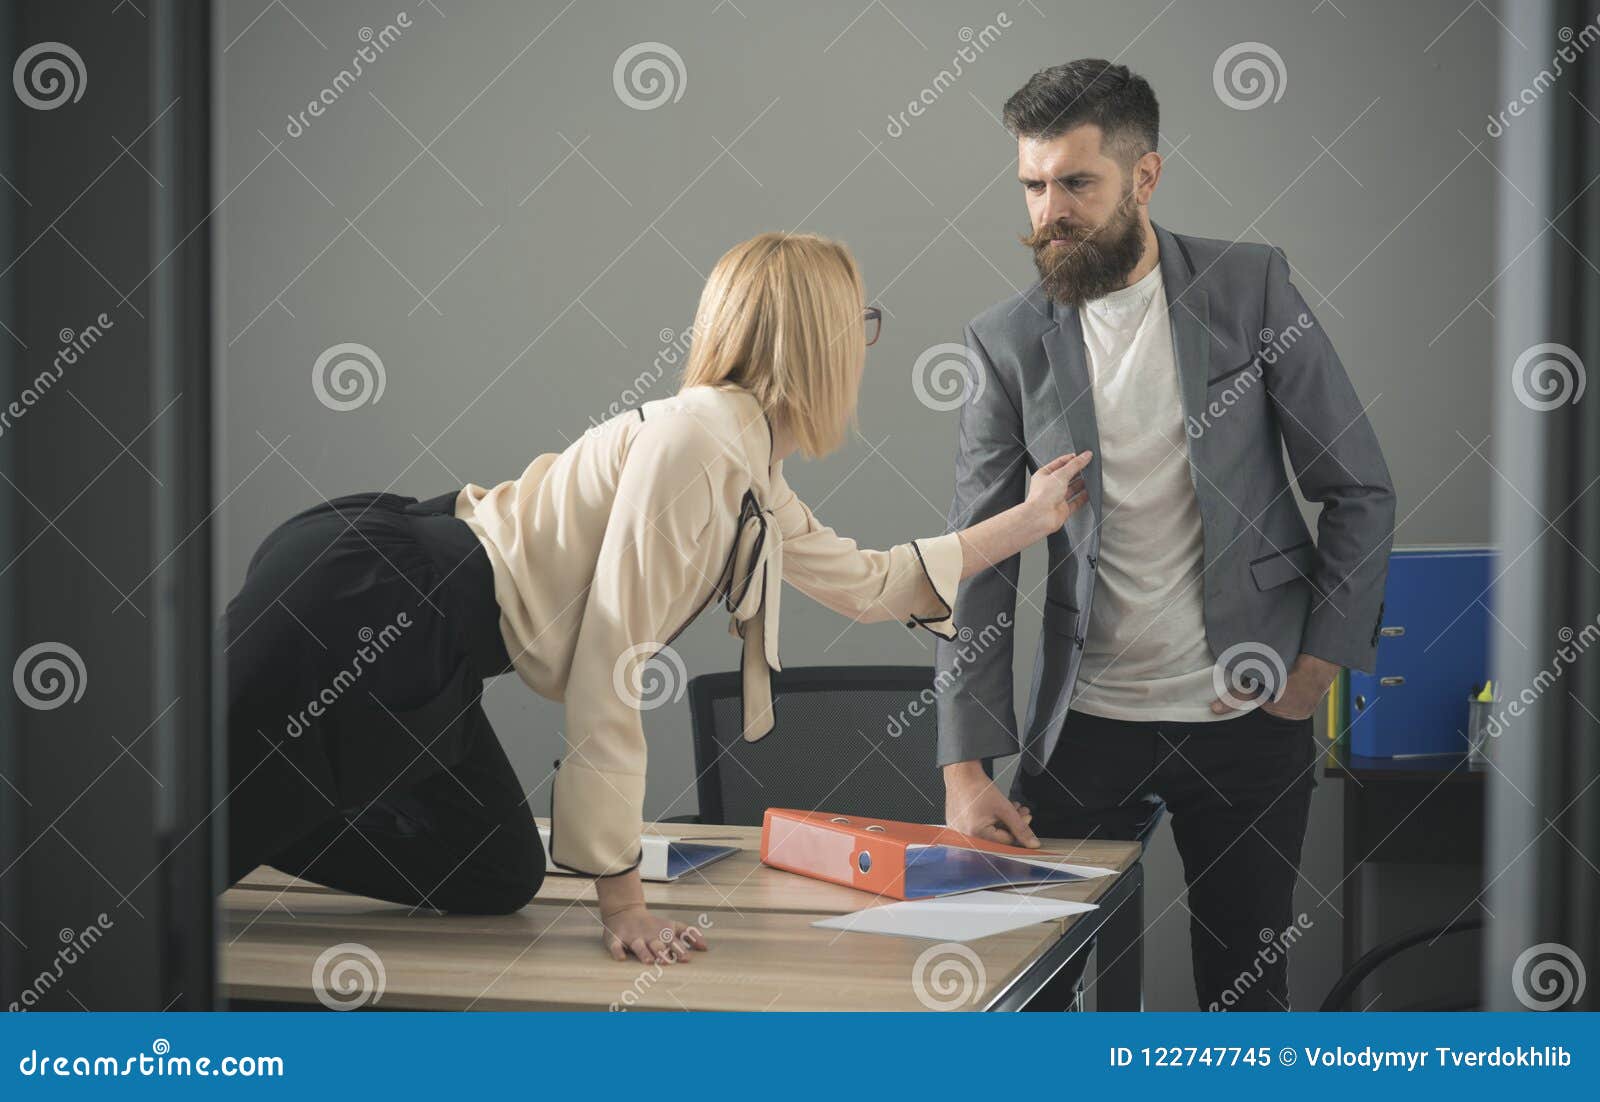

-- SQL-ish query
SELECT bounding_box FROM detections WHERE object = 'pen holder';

[1466,697,1495,769]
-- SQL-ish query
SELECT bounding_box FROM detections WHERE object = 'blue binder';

[1347,546,1494,757]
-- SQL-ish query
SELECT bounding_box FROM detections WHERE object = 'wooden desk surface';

[222,821,1141,1012]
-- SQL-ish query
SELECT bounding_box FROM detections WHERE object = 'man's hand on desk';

[943,760,1040,848]
[1209,652,1341,721]
[595,868,709,965]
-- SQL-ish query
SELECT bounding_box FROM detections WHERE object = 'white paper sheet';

[813,890,1097,942]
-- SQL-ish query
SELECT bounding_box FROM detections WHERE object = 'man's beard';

[1023,194,1147,307]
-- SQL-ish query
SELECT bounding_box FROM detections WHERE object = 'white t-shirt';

[1068,260,1228,722]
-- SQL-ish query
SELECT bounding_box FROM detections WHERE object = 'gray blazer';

[934,221,1396,774]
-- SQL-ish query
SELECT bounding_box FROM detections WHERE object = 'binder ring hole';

[829,816,850,823]
[864,825,886,832]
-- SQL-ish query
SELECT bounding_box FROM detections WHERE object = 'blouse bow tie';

[724,490,782,741]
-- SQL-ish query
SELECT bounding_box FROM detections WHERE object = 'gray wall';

[218,0,1499,1009]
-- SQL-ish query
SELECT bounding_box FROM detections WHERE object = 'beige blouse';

[455,384,963,876]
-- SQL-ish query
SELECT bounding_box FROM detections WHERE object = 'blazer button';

[1087,554,1098,570]
[1074,634,1085,647]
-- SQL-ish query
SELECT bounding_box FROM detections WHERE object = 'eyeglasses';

[864,305,882,347]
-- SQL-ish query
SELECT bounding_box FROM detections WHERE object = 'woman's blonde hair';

[680,232,864,458]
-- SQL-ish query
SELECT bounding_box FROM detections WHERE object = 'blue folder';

[901,845,1091,899]
[1347,546,1494,757]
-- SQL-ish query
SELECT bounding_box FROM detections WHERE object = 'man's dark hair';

[1002,60,1159,169]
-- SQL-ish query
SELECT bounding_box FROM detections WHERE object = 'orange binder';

[759,808,1087,900]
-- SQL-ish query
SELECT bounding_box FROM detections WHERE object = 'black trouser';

[1016,706,1319,1011]
[220,491,544,914]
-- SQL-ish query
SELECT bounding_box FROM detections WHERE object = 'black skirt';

[220,490,542,912]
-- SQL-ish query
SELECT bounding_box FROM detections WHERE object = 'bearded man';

[934,59,1396,1011]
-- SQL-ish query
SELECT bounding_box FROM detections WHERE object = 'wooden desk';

[222,821,1144,1011]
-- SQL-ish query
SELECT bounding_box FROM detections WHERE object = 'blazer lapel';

[1154,221,1212,437]
[1042,303,1103,525]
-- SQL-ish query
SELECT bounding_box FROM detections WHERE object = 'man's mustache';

[1021,221,1078,249]
[1022,190,1140,251]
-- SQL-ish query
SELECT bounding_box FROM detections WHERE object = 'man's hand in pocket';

[1210,652,1340,721]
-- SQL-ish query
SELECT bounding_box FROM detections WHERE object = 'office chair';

[683,666,947,826]
[1319,916,1484,1011]
[680,664,1167,848]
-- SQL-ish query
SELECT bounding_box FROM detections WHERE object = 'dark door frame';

[0,0,215,1012]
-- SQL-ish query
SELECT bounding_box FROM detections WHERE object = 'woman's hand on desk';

[596,870,709,965]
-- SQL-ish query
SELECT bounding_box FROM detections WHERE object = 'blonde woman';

[221,233,1092,965]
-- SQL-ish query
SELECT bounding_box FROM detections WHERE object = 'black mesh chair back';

[686,666,945,826]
